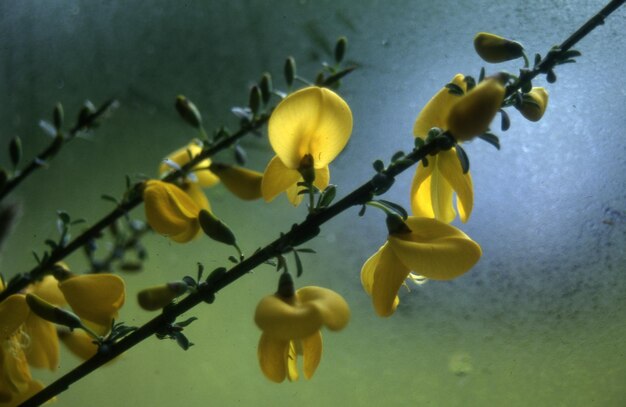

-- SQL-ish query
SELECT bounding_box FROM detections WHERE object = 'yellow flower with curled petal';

[361,217,481,317]
[262,86,353,206]
[254,274,350,382]
[143,180,210,243]
[209,162,263,201]
[159,140,219,187]
[411,74,503,223]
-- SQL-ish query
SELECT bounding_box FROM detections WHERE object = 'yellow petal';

[268,87,352,169]
[410,161,435,218]
[59,274,126,328]
[0,335,31,395]
[413,74,466,138]
[361,248,383,295]
[209,163,263,200]
[144,180,201,240]
[296,287,350,332]
[437,149,474,223]
[23,315,59,371]
[30,275,66,307]
[170,221,201,243]
[446,78,505,141]
[286,341,299,382]
[388,217,482,280]
[257,333,289,383]
[159,142,220,187]
[0,379,44,407]
[0,294,28,338]
[254,295,323,340]
[59,330,98,361]
[410,156,456,223]
[371,243,409,317]
[302,331,323,379]
[313,166,330,191]
[261,156,301,202]
[179,182,211,212]
[285,181,304,207]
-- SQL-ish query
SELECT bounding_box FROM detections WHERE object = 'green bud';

[9,136,22,169]
[386,214,412,235]
[248,85,262,115]
[26,293,82,330]
[53,102,64,131]
[198,209,237,247]
[259,72,273,104]
[137,281,188,311]
[175,95,203,128]
[334,36,347,63]
[284,57,296,87]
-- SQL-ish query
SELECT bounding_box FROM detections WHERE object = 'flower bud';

[473,32,524,63]
[259,72,273,105]
[137,281,189,311]
[516,87,548,122]
[334,36,347,63]
[175,95,203,128]
[198,209,237,247]
[284,57,296,87]
[26,293,82,330]
[447,79,505,141]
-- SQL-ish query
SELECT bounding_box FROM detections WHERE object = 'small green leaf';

[173,331,193,351]
[455,144,470,174]
[228,256,238,263]
[358,205,366,217]
[259,72,273,104]
[175,96,202,128]
[372,159,385,173]
[445,83,464,96]
[500,109,510,131]
[546,69,557,83]
[176,317,198,328]
[534,53,542,67]
[296,248,316,254]
[317,184,337,208]
[293,250,303,277]
[53,103,64,130]
[231,107,253,122]
[478,67,485,82]
[464,76,476,91]
[414,137,424,149]
[560,49,581,59]
[101,194,120,205]
[57,211,71,224]
[321,66,356,86]
[477,132,500,150]
[391,151,405,162]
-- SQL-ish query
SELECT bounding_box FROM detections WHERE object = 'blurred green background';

[1,1,625,406]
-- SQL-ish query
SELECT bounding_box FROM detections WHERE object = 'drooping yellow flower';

[254,275,350,382]
[159,140,219,187]
[143,180,210,243]
[516,87,548,122]
[473,32,524,63]
[412,74,503,223]
[209,163,263,200]
[361,217,481,317]
[261,86,353,206]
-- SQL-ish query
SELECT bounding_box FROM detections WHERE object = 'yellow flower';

[254,276,350,382]
[209,163,263,200]
[58,273,126,334]
[261,86,353,206]
[473,32,525,63]
[411,74,502,223]
[361,217,481,317]
[0,281,42,406]
[143,180,210,243]
[516,87,548,122]
[159,140,219,187]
